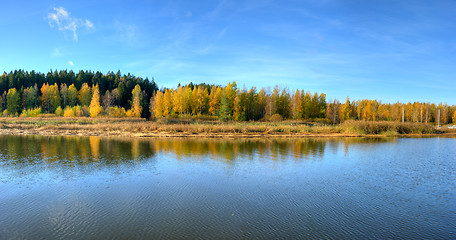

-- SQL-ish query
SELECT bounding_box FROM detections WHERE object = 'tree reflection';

[0,135,396,167]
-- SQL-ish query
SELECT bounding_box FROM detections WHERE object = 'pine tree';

[220,82,237,120]
[218,94,231,121]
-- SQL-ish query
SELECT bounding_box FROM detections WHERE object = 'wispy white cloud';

[68,61,74,66]
[114,21,136,43]
[48,7,94,41]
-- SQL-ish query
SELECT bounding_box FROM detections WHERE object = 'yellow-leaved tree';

[173,86,185,116]
[209,86,222,116]
[163,89,173,117]
[89,84,101,118]
[131,84,142,118]
[340,97,352,121]
[49,83,61,113]
[40,83,50,112]
[79,83,92,106]
[452,110,456,125]
[197,86,209,115]
[153,91,164,118]
[68,84,78,107]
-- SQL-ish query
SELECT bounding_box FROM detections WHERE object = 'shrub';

[107,107,127,118]
[20,107,42,117]
[55,106,63,116]
[126,109,133,118]
[82,106,89,117]
[63,106,75,117]
[269,114,283,122]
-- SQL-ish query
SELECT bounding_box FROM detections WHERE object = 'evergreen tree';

[218,94,231,121]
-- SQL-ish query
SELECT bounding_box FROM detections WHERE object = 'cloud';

[68,61,74,66]
[114,21,136,43]
[48,7,94,41]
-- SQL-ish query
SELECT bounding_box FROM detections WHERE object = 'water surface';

[0,136,455,239]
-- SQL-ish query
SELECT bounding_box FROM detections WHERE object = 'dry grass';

[0,117,447,138]
[340,120,437,135]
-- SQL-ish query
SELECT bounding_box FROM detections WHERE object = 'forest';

[0,69,157,118]
[1,69,456,125]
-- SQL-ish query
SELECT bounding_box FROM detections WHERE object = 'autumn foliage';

[0,70,455,125]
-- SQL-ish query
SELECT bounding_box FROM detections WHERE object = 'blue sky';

[1,0,455,104]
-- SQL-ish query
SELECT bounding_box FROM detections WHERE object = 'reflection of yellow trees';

[48,136,61,160]
[131,139,139,159]
[78,137,90,162]
[0,135,398,167]
[40,138,50,162]
[147,138,332,162]
[89,136,100,160]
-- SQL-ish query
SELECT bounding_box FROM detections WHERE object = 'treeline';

[1,69,456,125]
[0,69,157,118]
[150,82,326,121]
[326,98,456,125]
[151,82,456,125]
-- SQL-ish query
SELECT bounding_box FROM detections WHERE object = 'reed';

[340,120,436,135]
[0,117,445,137]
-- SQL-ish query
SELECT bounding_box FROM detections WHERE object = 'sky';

[1,0,455,104]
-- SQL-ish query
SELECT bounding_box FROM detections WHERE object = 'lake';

[0,135,455,239]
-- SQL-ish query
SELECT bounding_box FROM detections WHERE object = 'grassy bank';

[0,117,453,138]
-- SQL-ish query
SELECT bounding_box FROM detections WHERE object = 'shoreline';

[0,117,455,139]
